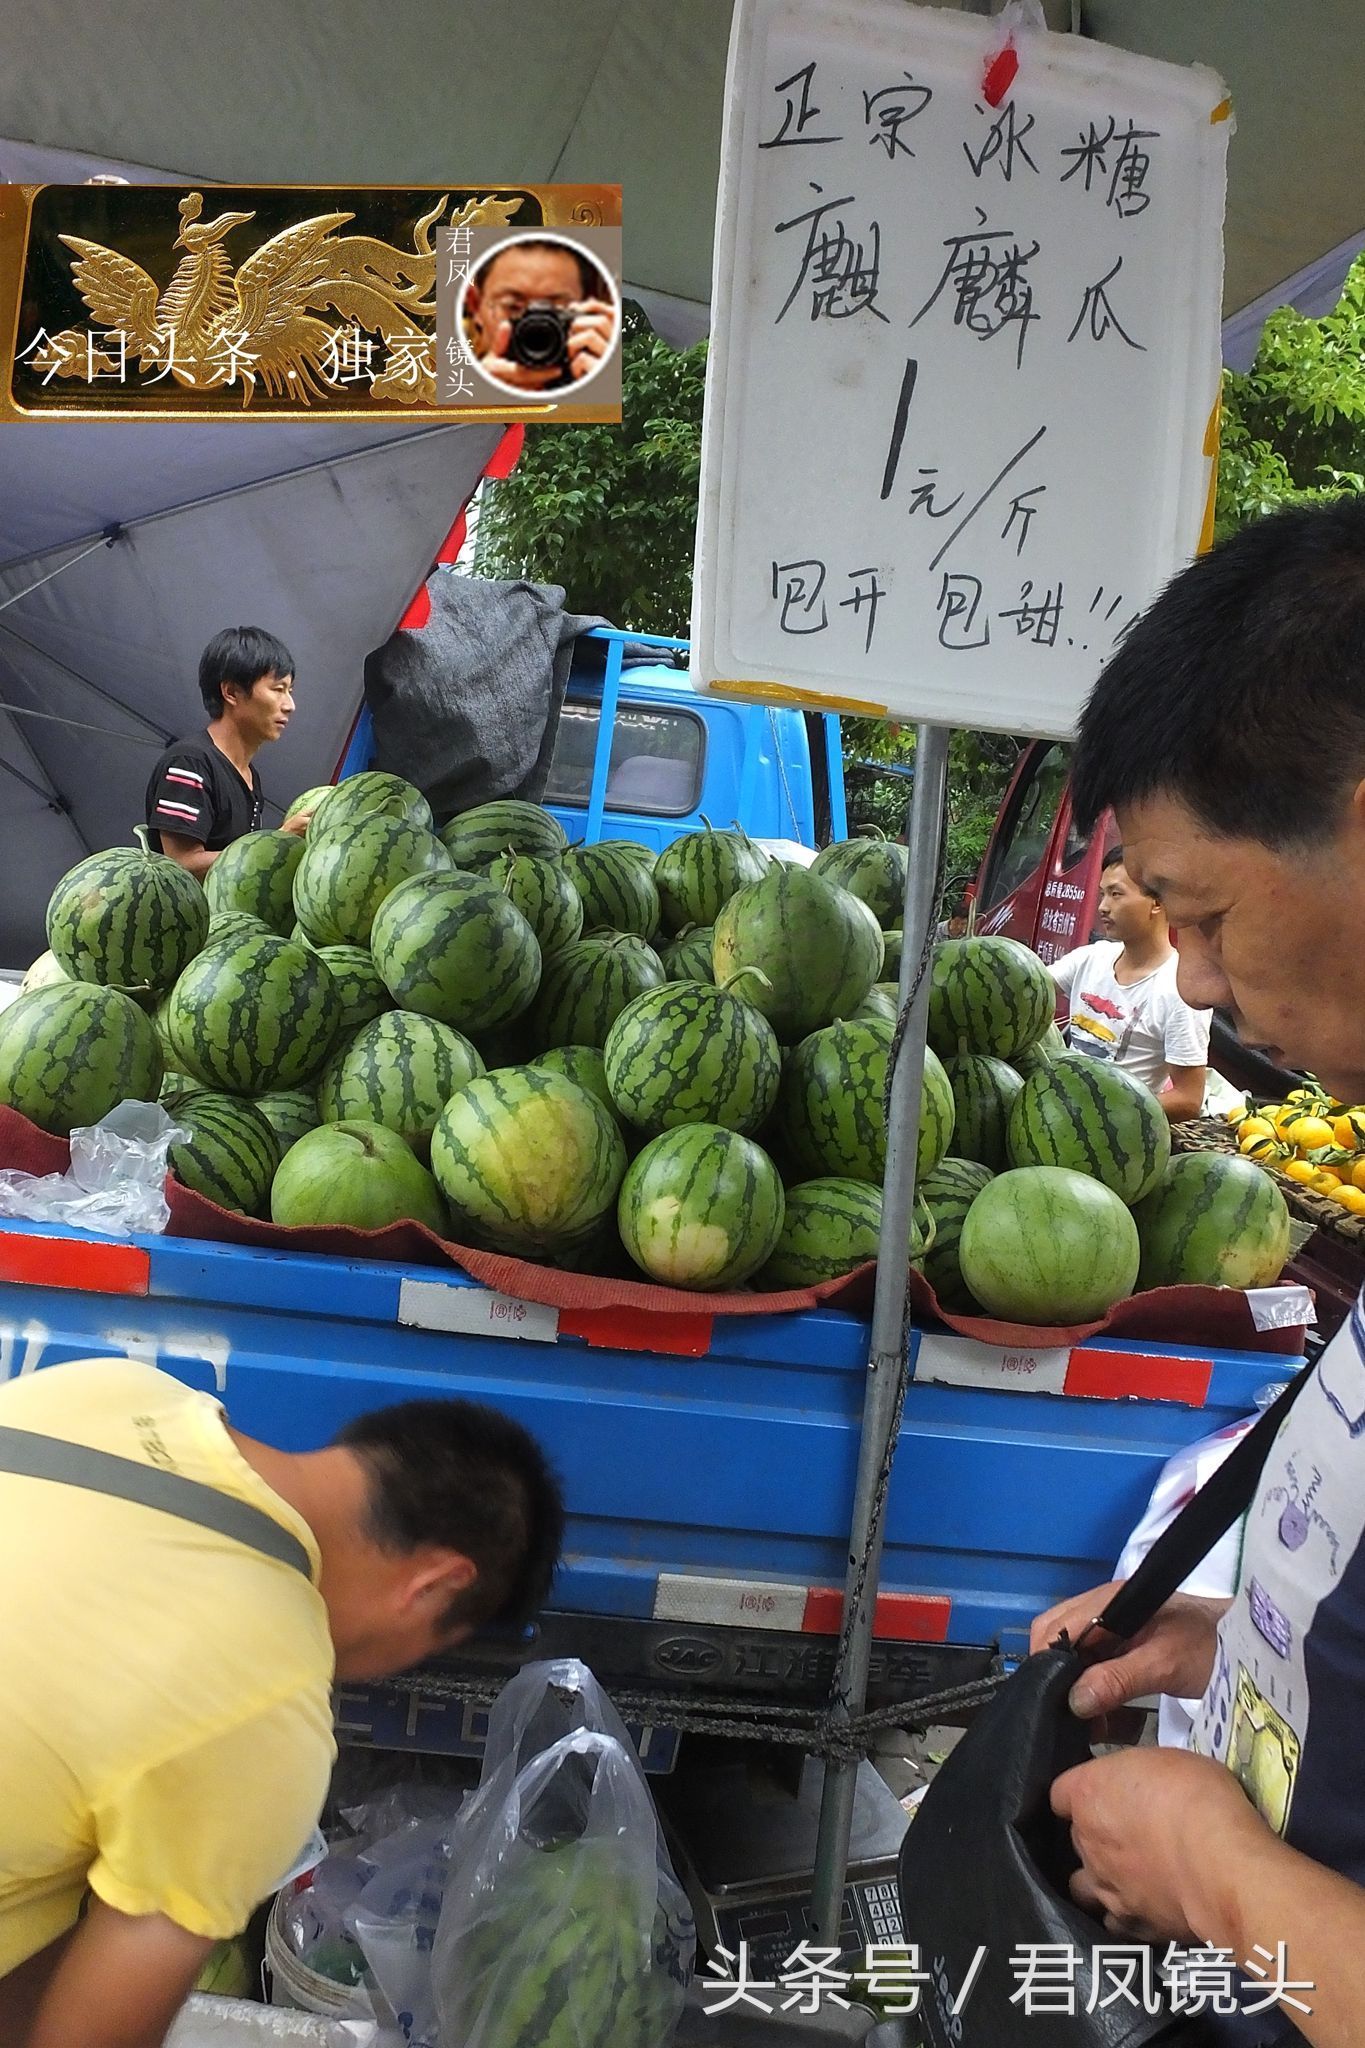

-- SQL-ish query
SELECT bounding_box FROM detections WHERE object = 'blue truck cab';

[339,626,848,856]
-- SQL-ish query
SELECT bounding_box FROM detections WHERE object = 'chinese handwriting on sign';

[699,1941,1314,2020]
[771,561,886,653]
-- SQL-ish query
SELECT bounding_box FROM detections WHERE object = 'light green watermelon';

[1132,1154,1292,1291]
[431,1067,626,1254]
[272,1120,448,1233]
[959,1167,1140,1324]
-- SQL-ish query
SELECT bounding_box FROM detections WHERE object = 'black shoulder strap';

[1092,1362,1312,1643]
[0,1425,314,1579]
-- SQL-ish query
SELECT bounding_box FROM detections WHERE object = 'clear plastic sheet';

[0,1099,184,1235]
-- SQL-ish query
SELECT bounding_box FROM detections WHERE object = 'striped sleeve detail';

[154,797,204,823]
[164,768,206,790]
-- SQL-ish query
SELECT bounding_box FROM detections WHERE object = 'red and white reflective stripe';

[652,1572,951,1643]
[913,1333,1213,1408]
[0,1234,149,1296]
[164,769,205,789]
[154,798,202,822]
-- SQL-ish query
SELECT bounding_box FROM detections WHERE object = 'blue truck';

[0,619,1305,1772]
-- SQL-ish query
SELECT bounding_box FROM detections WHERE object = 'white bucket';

[264,1893,376,2026]
[166,1992,380,2045]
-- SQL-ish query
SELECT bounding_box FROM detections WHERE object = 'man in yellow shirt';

[0,1357,562,2048]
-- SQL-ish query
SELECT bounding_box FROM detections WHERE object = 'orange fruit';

[1282,1159,1318,1185]
[1352,1159,1365,1193]
[1333,1113,1365,1151]
[1237,1118,1277,1147]
[1329,1186,1365,1216]
[1310,1168,1343,1194]
[1285,1116,1337,1151]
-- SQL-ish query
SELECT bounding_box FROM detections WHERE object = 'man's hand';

[1052,1747,1271,1941]
[565,300,616,381]
[280,810,312,837]
[7,1898,212,2048]
[1030,1579,1227,1720]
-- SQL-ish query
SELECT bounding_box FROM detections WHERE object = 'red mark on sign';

[982,44,1019,108]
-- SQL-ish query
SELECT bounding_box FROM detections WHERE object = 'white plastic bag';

[0,1100,185,1235]
[432,1724,694,2048]
[347,1818,456,2048]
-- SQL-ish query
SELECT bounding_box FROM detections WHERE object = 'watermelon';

[881,931,904,982]
[431,1067,626,1254]
[19,950,68,994]
[603,981,782,1136]
[653,824,769,934]
[203,830,306,935]
[313,945,393,1043]
[161,1073,209,1109]
[959,1166,1140,1324]
[318,1010,484,1159]
[712,867,883,1042]
[46,848,209,994]
[619,1125,785,1290]
[308,771,433,840]
[164,933,341,1094]
[255,1089,320,1150]
[168,1093,280,1215]
[781,1020,953,1184]
[759,1177,882,1287]
[810,832,908,929]
[561,844,661,939]
[285,784,332,825]
[661,925,715,984]
[0,983,162,1135]
[529,1045,617,1119]
[916,1157,994,1311]
[292,815,451,947]
[587,838,659,871]
[928,937,1057,1060]
[488,852,583,955]
[531,935,666,1049]
[945,1055,1024,1172]
[206,912,271,948]
[1008,1058,1171,1204]
[1012,1021,1069,1078]
[440,800,568,869]
[853,987,898,1028]
[369,872,542,1033]
[271,1119,448,1233]
[1132,1153,1292,1291]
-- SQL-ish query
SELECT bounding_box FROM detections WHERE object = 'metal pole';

[808,720,950,1943]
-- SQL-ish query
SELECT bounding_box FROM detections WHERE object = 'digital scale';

[658,1753,909,1981]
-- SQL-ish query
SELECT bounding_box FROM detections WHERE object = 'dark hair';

[1072,497,1365,843]
[478,237,604,301]
[199,626,295,718]
[1099,843,1159,904]
[335,1398,564,1631]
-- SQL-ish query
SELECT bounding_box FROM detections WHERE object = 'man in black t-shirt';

[144,627,314,876]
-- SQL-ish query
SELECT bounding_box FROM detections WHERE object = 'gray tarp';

[0,419,503,966]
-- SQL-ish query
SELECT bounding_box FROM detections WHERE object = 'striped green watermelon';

[959,1166,1140,1324]
[1132,1154,1292,1290]
[20,950,69,994]
[712,867,883,1042]
[531,935,666,1049]
[603,981,781,1135]
[203,830,306,935]
[653,825,769,934]
[255,1089,320,1150]
[168,1093,280,1215]
[1012,1021,1069,1078]
[207,912,272,949]
[161,1073,210,1109]
[619,1125,785,1290]
[928,937,1056,1060]
[917,1157,994,1311]
[0,983,162,1135]
[661,925,715,984]
[292,815,451,947]
[308,771,432,840]
[589,839,659,871]
[431,1067,626,1253]
[488,852,583,955]
[853,987,898,1028]
[561,844,661,939]
[881,931,904,981]
[529,1045,617,1118]
[313,945,393,1043]
[1008,1058,1170,1204]
[164,933,341,1093]
[439,800,568,869]
[46,848,209,993]
[781,1020,953,1184]
[810,832,907,929]
[286,785,332,825]
[946,1055,1024,1172]
[318,1010,484,1159]
[272,1119,448,1233]
[759,1177,882,1286]
[369,872,542,1033]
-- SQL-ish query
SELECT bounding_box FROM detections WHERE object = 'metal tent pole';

[808,720,950,1943]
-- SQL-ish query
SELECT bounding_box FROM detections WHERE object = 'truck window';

[979,744,1071,911]
[544,699,706,817]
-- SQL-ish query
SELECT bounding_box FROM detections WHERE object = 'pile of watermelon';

[918,935,1293,1323]
[0,788,1292,1318]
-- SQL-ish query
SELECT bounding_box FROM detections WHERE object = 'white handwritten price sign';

[692,0,1230,738]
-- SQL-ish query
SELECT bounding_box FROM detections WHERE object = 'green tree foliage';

[475,304,707,635]
[842,720,1024,898]
[1215,250,1365,540]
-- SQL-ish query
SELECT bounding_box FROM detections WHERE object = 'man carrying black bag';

[1016,499,1365,2047]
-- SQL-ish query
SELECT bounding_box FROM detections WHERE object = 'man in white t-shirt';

[1049,845,1212,1120]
